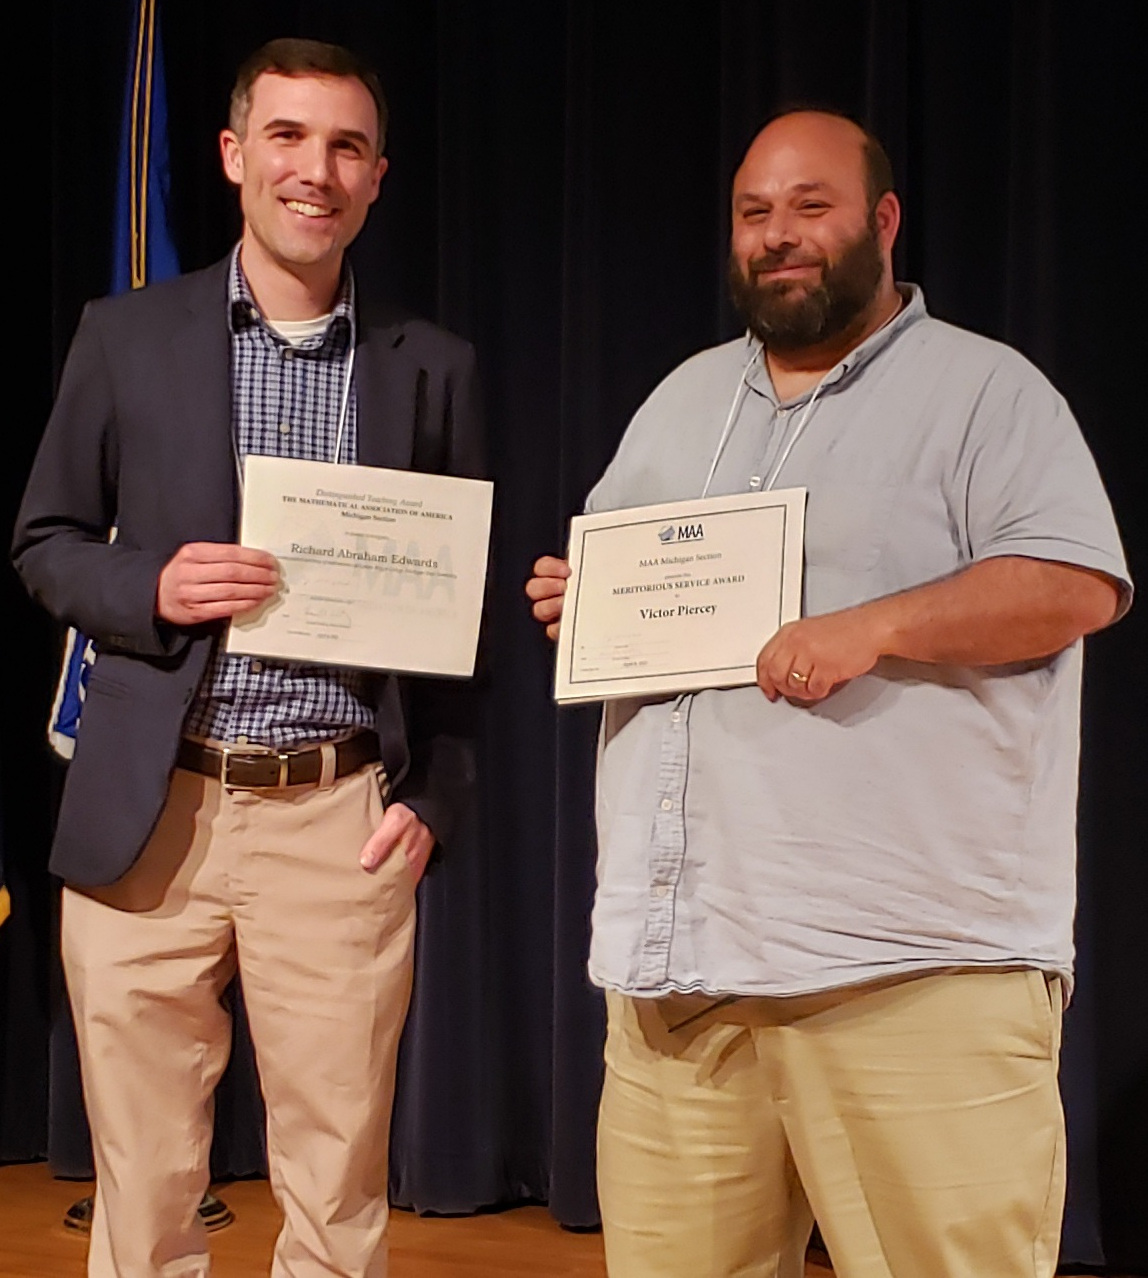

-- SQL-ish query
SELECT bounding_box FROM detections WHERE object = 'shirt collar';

[744,283,927,404]
[226,244,355,348]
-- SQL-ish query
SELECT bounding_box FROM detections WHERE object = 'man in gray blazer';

[14,38,482,1278]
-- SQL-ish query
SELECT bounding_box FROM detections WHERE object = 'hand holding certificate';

[227,456,493,677]
[554,489,805,703]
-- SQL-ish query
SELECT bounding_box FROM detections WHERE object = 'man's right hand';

[525,555,570,641]
[156,542,280,626]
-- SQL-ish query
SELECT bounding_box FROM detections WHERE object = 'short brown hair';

[859,131,895,210]
[230,38,388,153]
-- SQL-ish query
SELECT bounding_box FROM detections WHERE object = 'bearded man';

[526,110,1130,1278]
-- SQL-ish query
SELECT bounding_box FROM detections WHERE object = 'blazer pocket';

[85,671,131,698]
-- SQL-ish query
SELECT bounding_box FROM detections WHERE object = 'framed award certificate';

[227,455,493,678]
[554,488,805,703]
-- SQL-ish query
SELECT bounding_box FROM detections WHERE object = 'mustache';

[746,250,825,276]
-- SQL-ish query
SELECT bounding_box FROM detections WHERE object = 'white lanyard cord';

[332,337,357,466]
[331,273,357,466]
[760,373,829,492]
[701,337,831,498]
[700,341,762,498]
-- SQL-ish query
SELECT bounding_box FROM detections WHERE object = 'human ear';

[874,191,901,252]
[219,130,244,187]
[367,155,389,205]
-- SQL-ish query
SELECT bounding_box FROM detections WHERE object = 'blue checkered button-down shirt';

[183,251,375,747]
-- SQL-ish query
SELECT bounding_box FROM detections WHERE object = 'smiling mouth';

[283,199,336,219]
[759,263,819,278]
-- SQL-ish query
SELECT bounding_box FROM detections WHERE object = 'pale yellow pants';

[598,969,1065,1278]
[62,763,416,1278]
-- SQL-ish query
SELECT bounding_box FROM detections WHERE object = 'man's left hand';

[756,610,884,704]
[359,802,435,882]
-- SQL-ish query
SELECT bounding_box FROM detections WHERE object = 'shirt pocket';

[802,482,899,573]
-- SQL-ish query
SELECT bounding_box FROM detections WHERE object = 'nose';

[758,209,800,252]
[297,135,336,188]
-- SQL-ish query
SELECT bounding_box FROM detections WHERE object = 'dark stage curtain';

[2,1,1144,1267]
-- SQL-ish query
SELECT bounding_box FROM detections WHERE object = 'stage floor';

[0,1161,835,1277]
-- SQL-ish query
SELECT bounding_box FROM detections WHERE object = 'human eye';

[334,137,369,158]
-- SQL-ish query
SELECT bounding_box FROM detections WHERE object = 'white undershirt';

[264,313,332,345]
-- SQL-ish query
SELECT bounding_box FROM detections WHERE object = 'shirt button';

[660,798,674,811]
[236,734,248,745]
[282,348,294,360]
[250,660,263,674]
[248,306,259,321]
[749,476,762,488]
[278,421,291,434]
[653,884,671,898]
[671,711,681,723]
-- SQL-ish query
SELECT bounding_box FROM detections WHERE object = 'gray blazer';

[13,257,485,886]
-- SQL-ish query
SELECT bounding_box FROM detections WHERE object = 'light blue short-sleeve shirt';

[585,286,1130,999]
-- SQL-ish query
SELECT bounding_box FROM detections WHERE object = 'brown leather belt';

[177,732,380,790]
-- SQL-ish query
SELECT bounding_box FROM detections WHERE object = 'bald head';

[738,111,893,212]
[728,111,901,357]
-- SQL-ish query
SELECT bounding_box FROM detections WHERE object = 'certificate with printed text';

[227,455,493,677]
[554,488,806,703]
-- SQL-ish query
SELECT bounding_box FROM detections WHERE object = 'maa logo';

[657,522,705,544]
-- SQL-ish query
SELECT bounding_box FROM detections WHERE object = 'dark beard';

[727,219,885,353]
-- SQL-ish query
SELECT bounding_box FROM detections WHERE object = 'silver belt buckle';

[220,745,241,791]
[277,752,291,788]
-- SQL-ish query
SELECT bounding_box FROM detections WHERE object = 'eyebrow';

[261,118,373,148]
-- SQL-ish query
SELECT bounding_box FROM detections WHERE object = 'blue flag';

[49,0,180,758]
[112,0,180,292]
[0,757,8,925]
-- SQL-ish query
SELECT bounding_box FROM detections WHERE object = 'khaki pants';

[62,763,416,1278]
[598,969,1065,1278]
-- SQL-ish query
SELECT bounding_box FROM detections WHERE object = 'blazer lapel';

[166,262,237,541]
[354,320,418,471]
[157,268,419,542]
